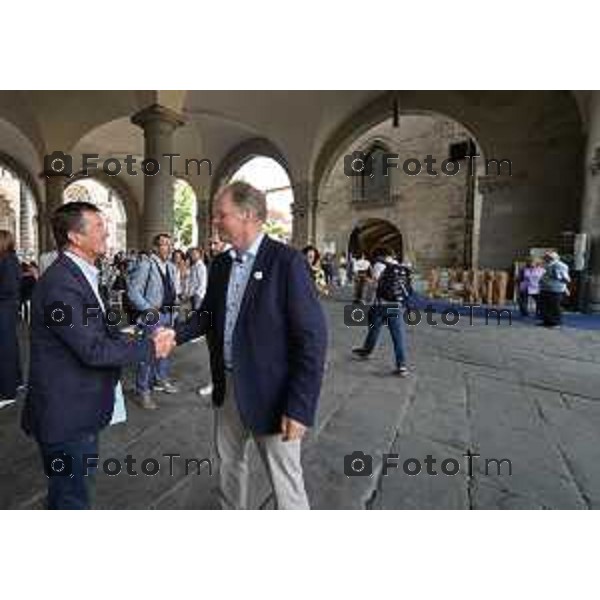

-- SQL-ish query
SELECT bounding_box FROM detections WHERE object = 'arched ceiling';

[0,90,587,199]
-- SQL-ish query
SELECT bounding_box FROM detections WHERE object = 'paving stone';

[3,300,600,510]
[370,434,469,510]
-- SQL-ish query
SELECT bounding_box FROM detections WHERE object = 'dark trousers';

[353,274,368,303]
[0,303,21,398]
[539,291,563,326]
[38,433,99,510]
[362,304,407,367]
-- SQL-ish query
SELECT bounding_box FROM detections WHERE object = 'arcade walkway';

[2,297,600,509]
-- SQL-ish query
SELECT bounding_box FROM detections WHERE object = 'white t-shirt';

[372,261,387,280]
[354,258,371,274]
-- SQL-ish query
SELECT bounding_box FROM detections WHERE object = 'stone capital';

[131,103,186,130]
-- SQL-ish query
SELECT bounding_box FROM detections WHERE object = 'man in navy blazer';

[177,181,327,509]
[22,201,175,510]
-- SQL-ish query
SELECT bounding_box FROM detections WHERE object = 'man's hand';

[152,327,176,359]
[280,415,307,442]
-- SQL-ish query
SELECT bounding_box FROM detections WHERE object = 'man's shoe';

[154,379,179,394]
[197,382,213,397]
[392,365,409,377]
[136,392,158,410]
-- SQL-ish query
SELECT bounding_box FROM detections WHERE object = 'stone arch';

[209,137,295,241]
[311,91,584,268]
[348,218,403,261]
[0,151,42,217]
[0,152,41,257]
[210,137,293,200]
[313,93,490,200]
[67,171,141,250]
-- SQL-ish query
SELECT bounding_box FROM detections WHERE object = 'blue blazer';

[22,253,153,445]
[177,236,328,434]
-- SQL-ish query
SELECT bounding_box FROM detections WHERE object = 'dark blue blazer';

[22,253,153,445]
[178,236,328,434]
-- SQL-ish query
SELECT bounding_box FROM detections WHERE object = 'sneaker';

[393,365,409,377]
[135,392,158,410]
[197,383,213,397]
[154,379,179,394]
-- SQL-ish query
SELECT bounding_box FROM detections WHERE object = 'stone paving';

[2,295,600,509]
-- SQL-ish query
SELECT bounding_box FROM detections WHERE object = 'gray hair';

[217,180,267,222]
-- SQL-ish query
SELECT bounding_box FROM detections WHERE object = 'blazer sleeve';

[284,251,328,427]
[43,276,154,368]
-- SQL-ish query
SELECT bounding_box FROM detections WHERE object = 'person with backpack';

[352,254,412,376]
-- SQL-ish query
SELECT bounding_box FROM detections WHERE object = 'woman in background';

[302,245,329,296]
[0,230,22,402]
[172,249,190,306]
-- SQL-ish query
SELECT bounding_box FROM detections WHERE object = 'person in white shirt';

[172,249,190,304]
[188,247,208,312]
[352,253,372,303]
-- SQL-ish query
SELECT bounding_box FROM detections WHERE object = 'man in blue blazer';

[177,181,328,509]
[22,201,175,510]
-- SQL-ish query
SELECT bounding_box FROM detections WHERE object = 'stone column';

[291,180,312,248]
[19,181,32,253]
[41,174,68,252]
[581,92,600,312]
[131,104,185,250]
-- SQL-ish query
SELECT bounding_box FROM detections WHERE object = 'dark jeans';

[38,433,99,510]
[135,311,173,393]
[539,290,563,326]
[362,304,407,367]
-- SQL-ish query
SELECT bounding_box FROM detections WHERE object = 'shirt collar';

[64,250,99,283]
[230,232,265,263]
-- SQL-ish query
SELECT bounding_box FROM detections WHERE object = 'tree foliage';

[174,180,195,247]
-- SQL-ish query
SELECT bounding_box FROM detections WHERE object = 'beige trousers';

[213,373,310,510]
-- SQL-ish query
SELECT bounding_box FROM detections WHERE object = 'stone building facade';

[315,114,483,269]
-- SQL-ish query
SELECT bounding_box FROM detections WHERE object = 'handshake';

[151,327,177,359]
